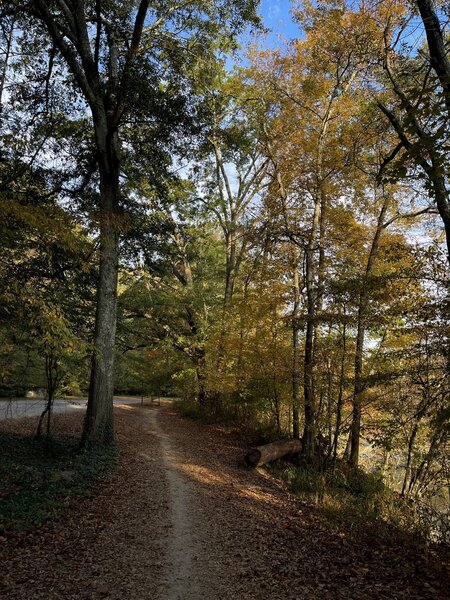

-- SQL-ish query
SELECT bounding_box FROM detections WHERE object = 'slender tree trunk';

[408,429,443,496]
[191,338,209,407]
[0,16,14,108]
[303,188,321,460]
[196,363,208,407]
[217,230,238,371]
[350,195,389,467]
[313,186,327,362]
[326,355,333,449]
[302,105,331,460]
[224,229,238,307]
[37,355,58,440]
[265,137,302,440]
[82,120,120,447]
[402,424,418,496]
[273,380,281,436]
[349,299,366,468]
[332,319,346,463]
[292,268,301,438]
[303,256,317,458]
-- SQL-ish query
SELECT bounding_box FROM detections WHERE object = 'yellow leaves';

[371,0,408,28]
[292,0,384,67]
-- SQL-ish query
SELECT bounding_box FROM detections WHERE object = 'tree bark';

[350,194,389,467]
[415,0,450,116]
[303,188,321,459]
[196,368,208,406]
[264,134,302,440]
[245,439,302,467]
[28,1,151,448]
[0,14,14,108]
[430,164,450,264]
[292,268,301,438]
[332,318,346,463]
[82,119,120,446]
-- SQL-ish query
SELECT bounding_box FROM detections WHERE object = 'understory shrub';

[270,460,449,546]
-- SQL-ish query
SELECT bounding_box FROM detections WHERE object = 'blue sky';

[259,0,299,44]
[236,0,299,56]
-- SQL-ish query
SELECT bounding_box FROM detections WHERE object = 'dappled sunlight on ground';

[114,404,137,411]
[179,459,288,511]
[2,405,448,600]
[155,405,450,600]
[179,462,234,487]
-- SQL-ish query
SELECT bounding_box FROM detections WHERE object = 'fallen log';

[245,439,302,467]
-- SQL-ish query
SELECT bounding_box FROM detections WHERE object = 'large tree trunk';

[416,0,450,116]
[26,0,151,448]
[430,165,450,265]
[82,121,120,447]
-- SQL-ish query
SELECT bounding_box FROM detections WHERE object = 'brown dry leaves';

[157,406,450,600]
[1,404,449,600]
[1,408,169,600]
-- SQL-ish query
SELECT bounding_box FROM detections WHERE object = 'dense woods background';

[0,0,449,530]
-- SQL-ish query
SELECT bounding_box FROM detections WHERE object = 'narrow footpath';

[1,403,449,600]
[147,406,211,600]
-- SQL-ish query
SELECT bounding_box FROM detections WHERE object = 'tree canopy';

[0,0,448,508]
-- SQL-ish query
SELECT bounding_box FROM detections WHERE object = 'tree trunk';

[349,302,366,468]
[332,319,346,463]
[245,439,302,467]
[197,370,208,406]
[26,1,152,448]
[416,0,450,116]
[264,138,302,441]
[37,355,58,440]
[350,194,389,467]
[408,429,443,496]
[82,121,120,447]
[303,191,321,459]
[224,229,238,307]
[402,424,418,496]
[0,15,14,108]
[303,108,330,460]
[430,165,450,265]
[292,268,301,438]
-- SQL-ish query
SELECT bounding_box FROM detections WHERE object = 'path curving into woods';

[1,402,449,600]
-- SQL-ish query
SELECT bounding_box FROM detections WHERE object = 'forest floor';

[1,402,449,600]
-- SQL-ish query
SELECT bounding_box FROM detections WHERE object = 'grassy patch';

[270,461,432,544]
[0,430,118,534]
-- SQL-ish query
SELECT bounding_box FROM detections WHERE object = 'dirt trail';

[1,403,449,600]
[145,407,206,600]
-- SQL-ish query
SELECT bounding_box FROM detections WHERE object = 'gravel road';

[0,396,154,420]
